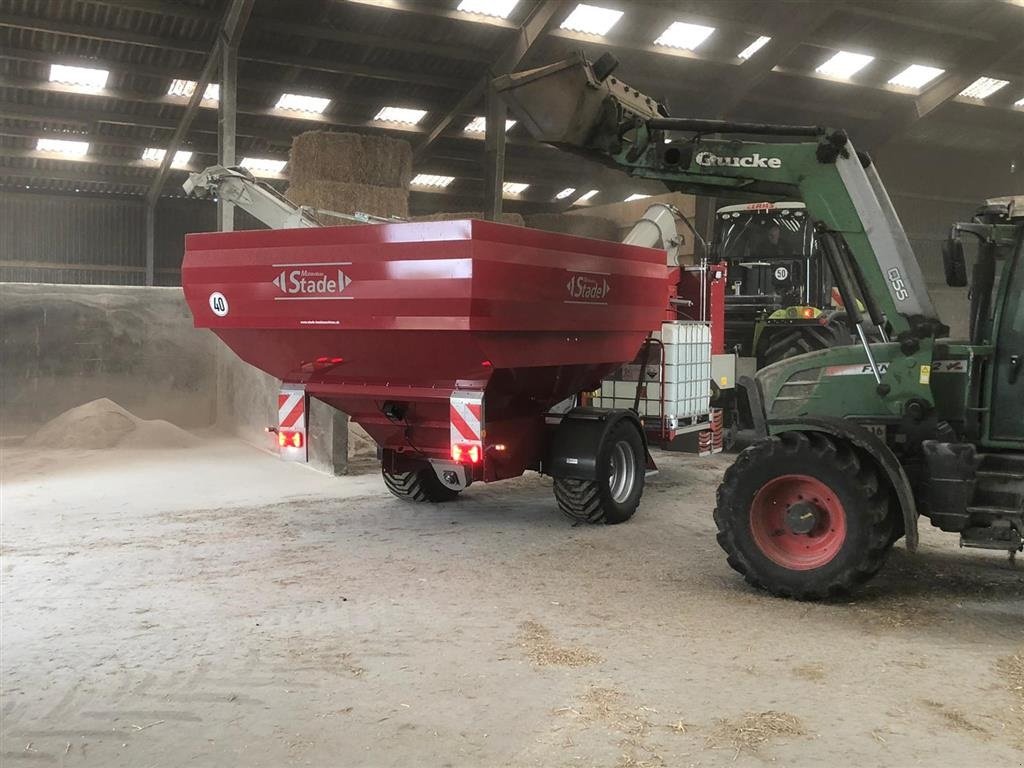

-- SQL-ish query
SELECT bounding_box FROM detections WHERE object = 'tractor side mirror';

[942,235,968,287]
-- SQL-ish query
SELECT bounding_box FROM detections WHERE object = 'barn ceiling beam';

[65,0,494,62]
[247,18,493,64]
[143,0,253,286]
[341,0,519,30]
[840,4,998,41]
[864,30,1024,148]
[0,13,210,52]
[706,5,837,117]
[413,0,564,161]
[0,14,472,90]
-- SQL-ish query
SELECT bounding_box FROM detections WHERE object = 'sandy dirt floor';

[2,440,1022,767]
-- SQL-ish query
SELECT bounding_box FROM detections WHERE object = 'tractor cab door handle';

[1010,354,1022,385]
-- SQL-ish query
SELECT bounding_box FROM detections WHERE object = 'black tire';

[382,466,461,503]
[554,421,645,525]
[714,431,893,600]
[756,320,850,368]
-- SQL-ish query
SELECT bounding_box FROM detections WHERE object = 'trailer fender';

[766,416,919,553]
[545,408,652,480]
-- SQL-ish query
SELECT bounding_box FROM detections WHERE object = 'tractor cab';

[712,202,848,368]
[944,195,1024,448]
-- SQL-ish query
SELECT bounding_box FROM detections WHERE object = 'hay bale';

[525,213,620,242]
[289,131,413,188]
[410,211,526,227]
[286,181,408,224]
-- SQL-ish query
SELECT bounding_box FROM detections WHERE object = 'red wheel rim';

[749,474,847,570]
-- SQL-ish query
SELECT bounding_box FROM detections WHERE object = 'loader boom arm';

[494,53,939,338]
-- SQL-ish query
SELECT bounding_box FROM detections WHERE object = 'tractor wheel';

[382,466,461,503]
[554,421,645,525]
[714,431,892,600]
[756,320,850,368]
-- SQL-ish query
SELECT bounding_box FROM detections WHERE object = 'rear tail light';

[278,429,304,449]
[451,443,481,464]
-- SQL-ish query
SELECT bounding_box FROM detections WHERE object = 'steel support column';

[218,34,239,231]
[144,203,155,286]
[483,86,506,221]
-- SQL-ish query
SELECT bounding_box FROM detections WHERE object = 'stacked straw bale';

[524,213,620,242]
[284,130,417,462]
[286,131,411,224]
[289,131,412,188]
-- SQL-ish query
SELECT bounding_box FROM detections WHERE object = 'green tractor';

[718,196,1023,598]
[496,51,1023,598]
[715,202,852,369]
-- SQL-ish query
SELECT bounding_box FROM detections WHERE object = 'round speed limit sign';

[209,291,229,317]
[773,266,789,281]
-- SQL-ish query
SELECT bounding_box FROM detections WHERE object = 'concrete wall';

[1,283,348,474]
[0,283,217,434]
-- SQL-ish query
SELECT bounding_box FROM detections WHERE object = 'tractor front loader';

[495,51,1024,598]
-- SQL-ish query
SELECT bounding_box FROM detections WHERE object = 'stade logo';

[566,274,610,302]
[272,268,351,295]
[695,151,782,169]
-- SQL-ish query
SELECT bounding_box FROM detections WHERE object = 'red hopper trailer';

[183,218,675,523]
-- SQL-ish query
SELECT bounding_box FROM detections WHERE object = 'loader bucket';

[493,51,664,153]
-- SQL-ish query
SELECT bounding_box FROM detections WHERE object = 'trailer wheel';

[756,320,850,368]
[382,466,460,503]
[554,420,645,525]
[714,431,892,599]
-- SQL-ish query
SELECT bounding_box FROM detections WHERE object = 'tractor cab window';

[714,207,822,307]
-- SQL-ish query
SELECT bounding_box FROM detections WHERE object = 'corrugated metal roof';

[0,0,1021,202]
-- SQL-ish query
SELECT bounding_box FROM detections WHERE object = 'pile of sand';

[525,212,620,242]
[25,398,200,450]
[411,211,526,227]
[289,131,413,189]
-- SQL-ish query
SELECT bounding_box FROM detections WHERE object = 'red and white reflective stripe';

[279,389,305,430]
[450,390,484,449]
